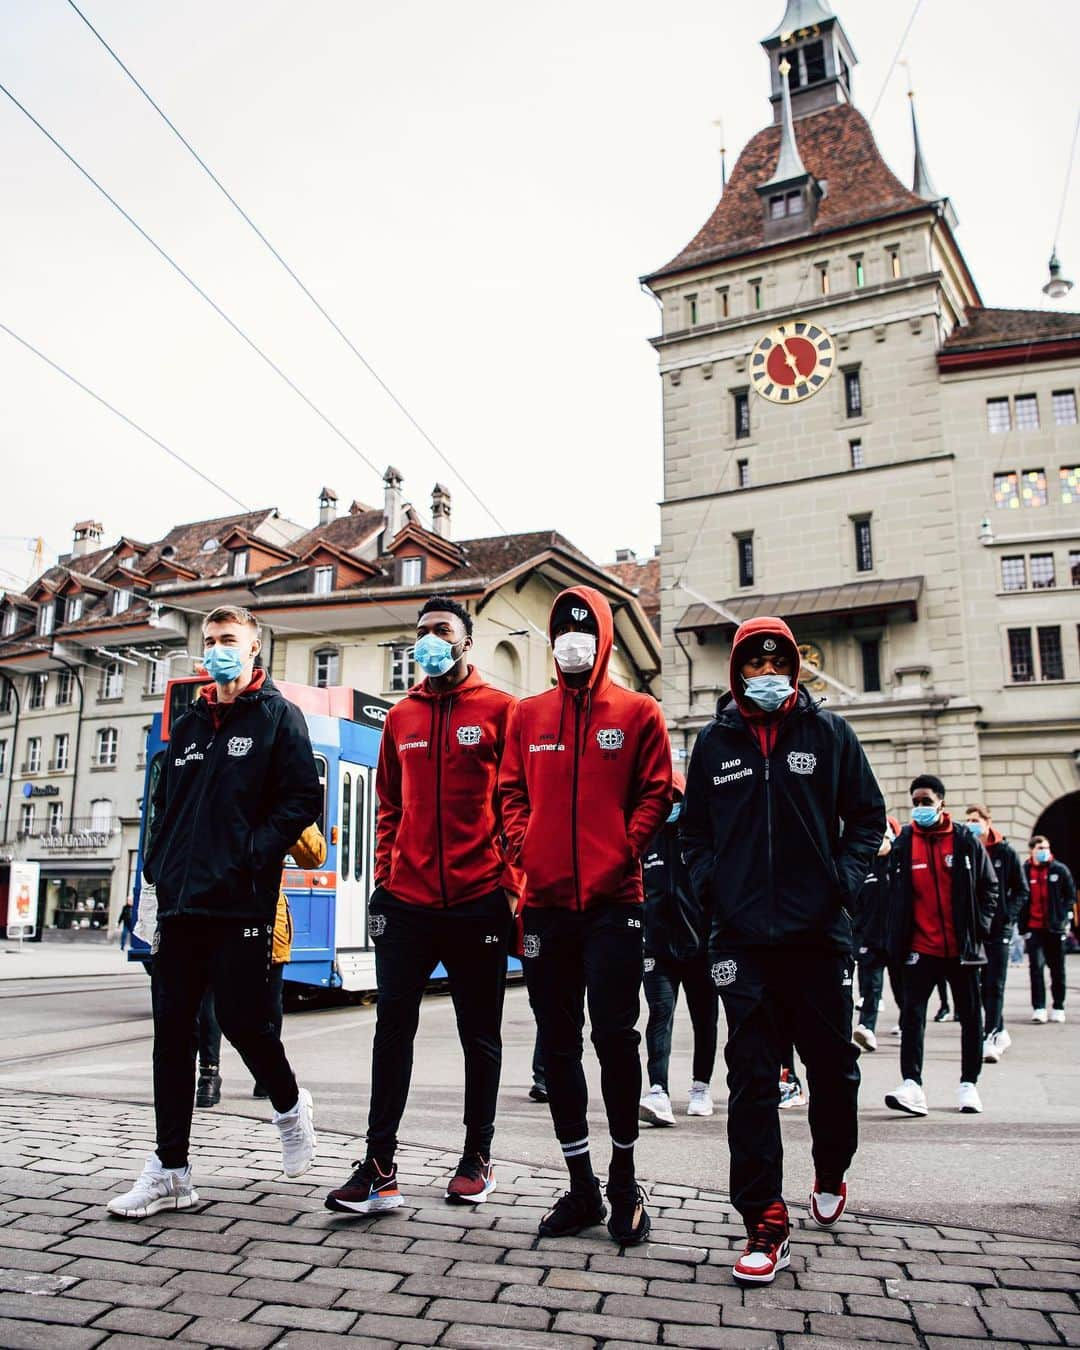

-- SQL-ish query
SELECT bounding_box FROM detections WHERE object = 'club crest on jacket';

[368,912,387,938]
[786,750,817,775]
[456,725,482,747]
[227,736,254,757]
[522,933,541,959]
[711,959,738,987]
[596,728,625,752]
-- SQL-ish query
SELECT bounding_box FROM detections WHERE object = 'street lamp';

[1042,250,1074,300]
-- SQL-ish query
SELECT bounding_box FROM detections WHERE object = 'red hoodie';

[728,616,801,755]
[1027,857,1051,929]
[910,812,958,958]
[374,665,519,908]
[198,667,267,729]
[499,586,672,910]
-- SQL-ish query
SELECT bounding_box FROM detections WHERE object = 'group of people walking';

[106,596,1075,1289]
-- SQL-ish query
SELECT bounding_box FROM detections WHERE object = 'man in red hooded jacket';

[325,598,519,1216]
[681,617,885,1284]
[500,587,672,1246]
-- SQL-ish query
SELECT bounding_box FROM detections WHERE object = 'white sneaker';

[995,1028,1012,1053]
[274,1087,316,1178]
[1048,1009,1066,1023]
[957,1081,983,1113]
[1031,1008,1048,1023]
[889,1024,902,1038]
[107,1154,198,1219]
[884,1079,928,1116]
[982,1035,1000,1064]
[853,1025,877,1052]
[687,1082,714,1117]
[638,1084,676,1127]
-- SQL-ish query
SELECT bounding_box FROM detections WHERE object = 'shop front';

[28,825,120,942]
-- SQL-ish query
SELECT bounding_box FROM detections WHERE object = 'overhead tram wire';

[0,80,384,489]
[64,0,508,537]
[868,0,925,123]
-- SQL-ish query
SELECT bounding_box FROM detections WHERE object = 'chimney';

[431,483,452,538]
[615,548,636,563]
[72,520,104,558]
[383,466,404,541]
[318,486,338,526]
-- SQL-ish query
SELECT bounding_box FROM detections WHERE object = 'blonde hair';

[203,605,261,639]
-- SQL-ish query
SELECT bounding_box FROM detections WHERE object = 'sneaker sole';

[982,1051,1000,1064]
[538,1209,607,1238]
[852,1029,876,1052]
[958,1104,983,1114]
[638,1102,676,1127]
[686,1104,714,1116]
[884,1094,928,1116]
[445,1175,497,1205]
[107,1190,199,1220]
[733,1250,790,1285]
[608,1208,651,1247]
[778,1098,806,1110]
[324,1193,404,1215]
[282,1133,317,1180]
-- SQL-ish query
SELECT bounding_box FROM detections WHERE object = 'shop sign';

[41,831,111,850]
[22,783,60,798]
[6,860,39,937]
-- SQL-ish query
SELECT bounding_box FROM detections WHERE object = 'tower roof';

[909,93,939,201]
[762,0,838,44]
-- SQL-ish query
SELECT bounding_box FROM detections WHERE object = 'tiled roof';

[288,510,385,559]
[647,104,924,280]
[139,509,281,579]
[605,557,660,622]
[942,306,1080,352]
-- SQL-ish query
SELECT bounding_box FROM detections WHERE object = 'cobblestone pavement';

[0,1092,1077,1349]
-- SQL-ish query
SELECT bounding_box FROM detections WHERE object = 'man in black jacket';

[681,617,884,1284]
[964,804,1027,1062]
[108,606,323,1219]
[883,776,998,1119]
[852,822,902,1053]
[1022,835,1076,1023]
[639,771,718,1127]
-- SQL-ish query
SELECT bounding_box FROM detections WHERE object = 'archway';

[1031,790,1080,883]
[491,641,522,695]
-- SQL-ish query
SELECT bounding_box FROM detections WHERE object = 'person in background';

[639,772,719,1127]
[884,775,997,1118]
[1022,835,1075,1024]
[964,804,1027,1063]
[853,820,902,1053]
[118,899,134,953]
[195,992,222,1109]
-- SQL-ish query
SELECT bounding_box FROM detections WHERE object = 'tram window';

[168,680,197,722]
[312,754,328,836]
[354,776,364,882]
[341,772,352,881]
[146,753,165,828]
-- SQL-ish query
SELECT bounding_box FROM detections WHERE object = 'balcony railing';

[8,816,120,847]
[19,761,42,775]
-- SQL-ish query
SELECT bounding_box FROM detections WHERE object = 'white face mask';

[553,631,597,673]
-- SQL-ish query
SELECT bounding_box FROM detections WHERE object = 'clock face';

[749,320,836,404]
[798,642,827,693]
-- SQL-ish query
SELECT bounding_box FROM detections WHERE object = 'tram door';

[335,762,377,951]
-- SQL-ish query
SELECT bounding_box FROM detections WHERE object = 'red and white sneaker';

[733,1201,790,1284]
[809,1177,847,1227]
[445,1153,496,1204]
[324,1158,403,1215]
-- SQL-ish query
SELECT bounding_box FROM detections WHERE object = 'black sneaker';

[252,1084,269,1099]
[932,1005,953,1023]
[325,1158,403,1215]
[538,1182,606,1237]
[528,1083,549,1103]
[606,1180,651,1246]
[195,1069,221,1109]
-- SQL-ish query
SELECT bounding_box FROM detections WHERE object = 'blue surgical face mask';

[1034,848,1051,864]
[966,820,985,837]
[911,804,941,828]
[743,674,794,712]
[202,645,245,685]
[414,633,462,679]
[667,801,682,824]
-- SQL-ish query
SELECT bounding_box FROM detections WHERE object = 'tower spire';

[756,58,821,239]
[906,75,938,201]
[771,59,808,182]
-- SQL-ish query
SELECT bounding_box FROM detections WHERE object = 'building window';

[1052,389,1077,426]
[785,189,803,215]
[20,803,35,837]
[768,194,786,220]
[887,246,901,279]
[736,459,750,488]
[1014,394,1040,430]
[818,264,830,296]
[120,553,136,570]
[853,518,874,572]
[802,39,826,83]
[716,287,730,318]
[29,674,47,710]
[53,733,69,772]
[1000,556,1026,591]
[1030,554,1056,589]
[313,566,334,595]
[685,294,698,325]
[65,595,83,623]
[852,256,865,288]
[736,535,754,588]
[1038,626,1064,681]
[993,471,1019,509]
[1070,550,1080,586]
[145,659,166,695]
[0,680,12,714]
[1007,628,1034,682]
[90,798,111,831]
[859,638,881,693]
[99,662,124,700]
[26,737,42,773]
[734,390,751,439]
[0,739,6,775]
[313,648,340,688]
[844,369,862,418]
[750,279,763,311]
[47,801,63,834]
[1061,465,1080,504]
[111,589,132,616]
[38,604,54,637]
[1020,469,1047,508]
[230,549,249,577]
[95,727,118,767]
[986,398,1011,434]
[1,609,15,637]
[849,439,864,469]
[399,557,423,587]
[389,642,416,693]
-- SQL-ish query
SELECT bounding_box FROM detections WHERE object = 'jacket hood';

[549,585,613,692]
[729,616,801,717]
[198,667,268,706]
[984,824,1004,847]
[407,663,488,702]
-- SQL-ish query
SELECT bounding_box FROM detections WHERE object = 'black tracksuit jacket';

[883,823,998,966]
[642,818,707,963]
[144,677,322,921]
[1019,859,1077,934]
[680,688,886,954]
[985,837,1028,939]
[852,852,891,951]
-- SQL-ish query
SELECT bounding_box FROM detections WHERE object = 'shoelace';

[455,1154,486,1182]
[746,1220,788,1254]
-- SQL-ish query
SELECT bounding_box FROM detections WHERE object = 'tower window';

[802,40,826,83]
[1020,469,1047,508]
[1052,390,1077,425]
[818,265,830,296]
[1030,554,1056,589]
[716,287,730,318]
[844,369,863,418]
[769,195,786,220]
[749,279,763,311]
[686,294,698,325]
[1007,628,1034,682]
[853,518,873,573]
[737,459,750,488]
[1000,556,1026,591]
[860,639,881,693]
[1061,465,1080,503]
[1038,626,1064,680]
[849,439,864,469]
[993,471,1019,509]
[736,535,754,588]
[986,398,1011,434]
[733,391,751,440]
[1014,394,1039,430]
[887,247,902,279]
[852,256,865,288]
[786,190,803,215]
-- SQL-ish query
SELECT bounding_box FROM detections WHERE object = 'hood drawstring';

[556,690,567,752]
[427,699,436,760]
[580,687,593,759]
[444,694,455,753]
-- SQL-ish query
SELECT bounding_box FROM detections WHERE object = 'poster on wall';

[6,861,39,939]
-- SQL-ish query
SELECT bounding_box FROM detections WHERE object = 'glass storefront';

[40,873,112,933]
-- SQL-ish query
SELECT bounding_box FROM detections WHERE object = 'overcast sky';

[2,0,1077,592]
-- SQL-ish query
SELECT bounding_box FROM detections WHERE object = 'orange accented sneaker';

[809,1176,847,1227]
[733,1201,791,1285]
[445,1153,496,1205]
[324,1158,403,1215]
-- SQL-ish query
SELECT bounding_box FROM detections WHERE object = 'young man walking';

[325,599,518,1215]
[1022,834,1075,1023]
[853,823,901,1053]
[883,775,998,1118]
[500,587,672,1246]
[109,606,323,1218]
[964,804,1027,1061]
[681,617,884,1284]
[638,772,719,1127]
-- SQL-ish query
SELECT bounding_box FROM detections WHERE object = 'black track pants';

[643,954,719,1092]
[366,889,510,1162]
[523,903,644,1153]
[979,936,1011,1035]
[152,917,298,1169]
[855,947,905,1033]
[712,946,859,1222]
[1027,930,1067,1011]
[899,953,983,1085]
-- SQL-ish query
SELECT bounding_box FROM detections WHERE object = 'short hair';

[418,596,473,637]
[910,773,946,799]
[203,604,261,639]
[965,803,991,820]
[1029,834,1049,849]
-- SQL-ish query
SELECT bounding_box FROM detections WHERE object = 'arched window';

[312,648,340,688]
[492,641,522,694]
